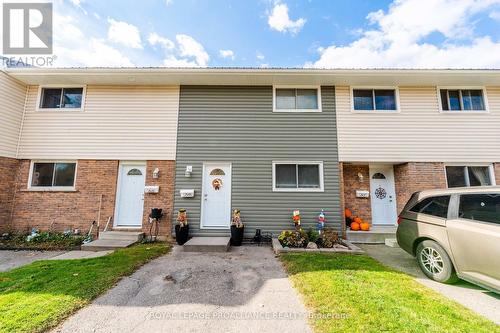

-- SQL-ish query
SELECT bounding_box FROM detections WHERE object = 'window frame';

[272,161,324,192]
[273,85,322,113]
[27,160,78,191]
[350,86,400,113]
[437,86,489,113]
[36,85,87,112]
[444,163,496,188]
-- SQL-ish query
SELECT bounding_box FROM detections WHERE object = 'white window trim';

[27,160,78,191]
[350,86,401,113]
[272,161,324,192]
[36,85,87,112]
[437,86,489,113]
[444,163,496,188]
[273,85,322,113]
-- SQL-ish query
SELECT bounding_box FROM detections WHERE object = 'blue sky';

[48,0,500,67]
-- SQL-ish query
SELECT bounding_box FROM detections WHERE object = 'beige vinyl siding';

[336,86,500,162]
[18,85,179,160]
[0,72,26,158]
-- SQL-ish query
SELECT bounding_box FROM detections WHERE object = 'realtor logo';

[3,3,53,54]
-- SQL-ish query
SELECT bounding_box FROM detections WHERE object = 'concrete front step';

[81,238,138,252]
[347,226,397,244]
[99,231,144,242]
[183,237,230,252]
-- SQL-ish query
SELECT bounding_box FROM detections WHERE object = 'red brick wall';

[495,163,500,185]
[342,164,372,223]
[11,160,119,234]
[142,160,175,239]
[394,162,447,214]
[0,157,20,232]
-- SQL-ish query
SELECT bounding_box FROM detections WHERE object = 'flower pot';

[175,224,189,245]
[230,225,244,246]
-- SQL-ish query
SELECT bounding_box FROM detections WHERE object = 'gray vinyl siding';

[174,86,340,237]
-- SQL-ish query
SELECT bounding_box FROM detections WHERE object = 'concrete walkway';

[52,246,312,333]
[0,250,64,272]
[360,244,500,325]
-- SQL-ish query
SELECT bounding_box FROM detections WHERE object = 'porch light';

[185,165,193,178]
[153,168,160,179]
[357,172,364,182]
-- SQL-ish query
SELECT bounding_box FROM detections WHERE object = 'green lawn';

[281,253,500,333]
[0,243,169,333]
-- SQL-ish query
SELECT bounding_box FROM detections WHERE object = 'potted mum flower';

[175,208,189,245]
[230,209,244,246]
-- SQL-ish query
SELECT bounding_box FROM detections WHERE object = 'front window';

[40,87,84,109]
[439,89,486,111]
[273,162,323,191]
[353,89,397,111]
[30,162,77,188]
[459,194,500,224]
[275,88,320,111]
[445,166,493,188]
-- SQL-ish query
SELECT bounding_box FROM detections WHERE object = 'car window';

[459,194,500,224]
[410,195,450,218]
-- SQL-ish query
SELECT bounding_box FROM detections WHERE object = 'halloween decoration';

[230,209,245,246]
[292,210,301,230]
[175,208,189,245]
[317,209,326,235]
[350,220,360,231]
[212,178,222,190]
[344,208,352,218]
[360,220,371,231]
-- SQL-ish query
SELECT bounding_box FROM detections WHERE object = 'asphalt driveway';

[360,244,500,325]
[52,245,312,333]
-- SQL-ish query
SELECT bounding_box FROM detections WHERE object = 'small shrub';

[278,230,308,248]
[0,231,85,250]
[321,228,340,248]
[306,228,320,243]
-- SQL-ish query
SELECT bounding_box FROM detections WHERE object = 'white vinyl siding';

[0,72,26,158]
[336,86,500,162]
[17,85,179,160]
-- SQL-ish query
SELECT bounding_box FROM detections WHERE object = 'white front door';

[369,165,398,225]
[114,163,146,227]
[201,162,232,229]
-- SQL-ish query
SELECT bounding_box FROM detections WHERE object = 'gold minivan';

[397,186,500,293]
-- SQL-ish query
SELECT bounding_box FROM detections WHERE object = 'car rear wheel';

[416,240,458,283]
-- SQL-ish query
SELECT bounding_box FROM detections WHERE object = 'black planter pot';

[175,224,189,245]
[230,225,244,246]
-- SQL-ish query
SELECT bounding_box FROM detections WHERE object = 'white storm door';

[369,165,398,225]
[201,163,232,229]
[114,163,146,227]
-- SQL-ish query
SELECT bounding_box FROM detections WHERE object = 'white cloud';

[307,0,500,68]
[146,32,209,67]
[268,1,306,35]
[165,0,174,6]
[219,49,235,60]
[69,0,82,5]
[107,18,143,49]
[52,14,134,67]
[256,52,265,60]
[176,34,209,66]
[490,10,500,20]
[148,32,175,50]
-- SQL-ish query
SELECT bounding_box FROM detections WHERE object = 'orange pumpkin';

[360,221,370,231]
[350,222,360,231]
[345,208,352,218]
[353,217,362,224]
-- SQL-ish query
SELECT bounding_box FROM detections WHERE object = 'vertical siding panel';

[0,72,26,157]
[18,85,179,160]
[174,86,341,237]
[336,86,500,162]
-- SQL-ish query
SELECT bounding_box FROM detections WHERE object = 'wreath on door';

[212,178,223,190]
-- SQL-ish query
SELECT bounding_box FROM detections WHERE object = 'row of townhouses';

[0,68,499,239]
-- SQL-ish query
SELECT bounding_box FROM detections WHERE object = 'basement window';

[30,162,77,188]
[39,87,84,110]
[273,162,324,192]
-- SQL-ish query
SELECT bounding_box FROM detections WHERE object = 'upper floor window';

[352,89,398,111]
[274,87,321,112]
[39,87,84,110]
[439,89,487,112]
[30,162,77,188]
[445,165,494,188]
